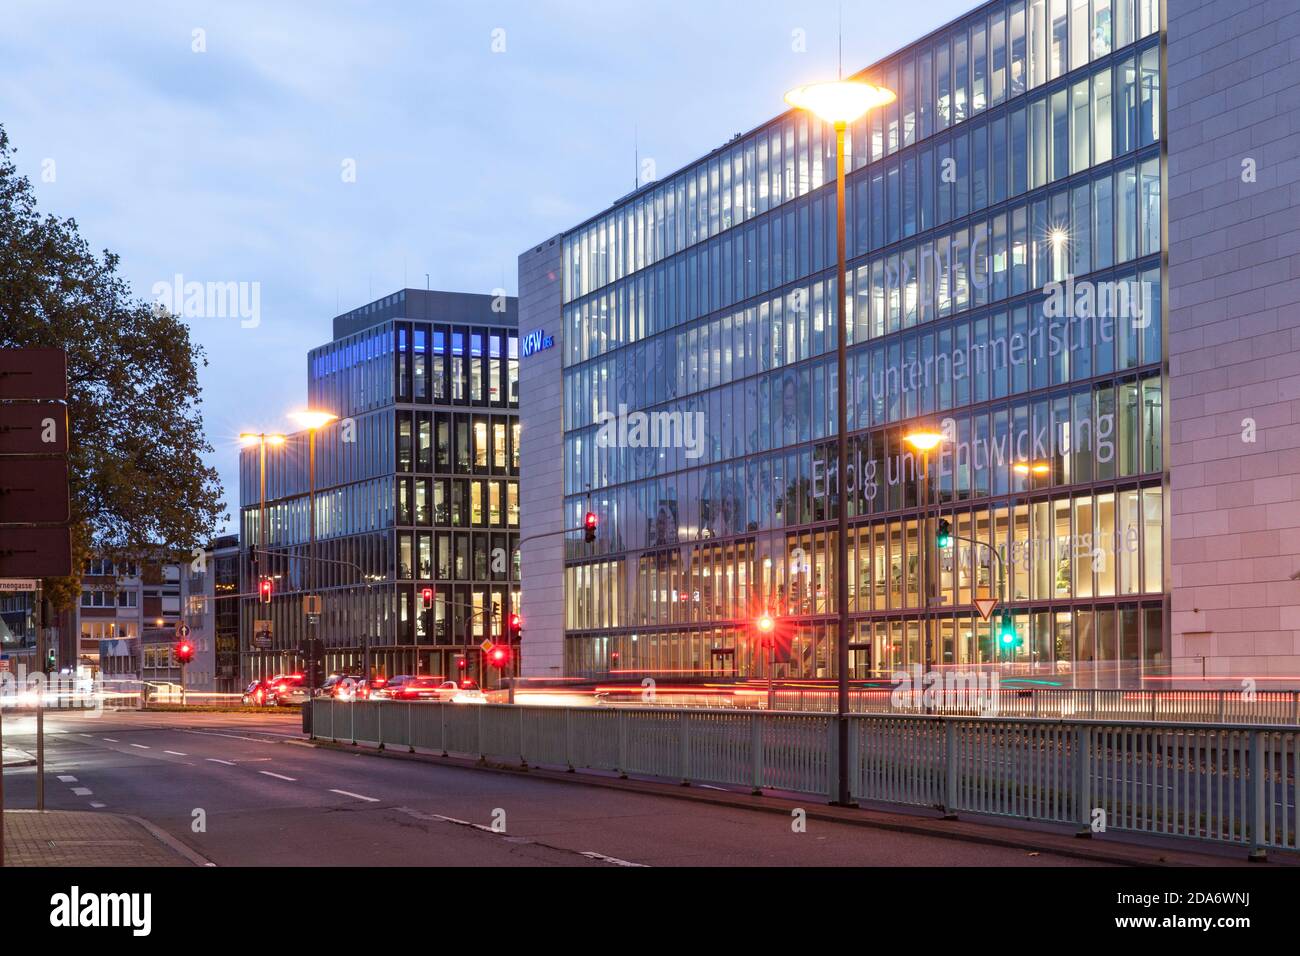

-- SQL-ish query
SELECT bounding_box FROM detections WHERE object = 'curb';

[296,736,1264,868]
[122,814,217,868]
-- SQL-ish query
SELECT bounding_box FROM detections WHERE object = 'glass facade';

[555,0,1165,686]
[240,290,520,683]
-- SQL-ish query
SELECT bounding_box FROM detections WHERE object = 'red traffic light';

[583,511,598,543]
[456,657,467,670]
[756,612,775,635]
[420,586,434,610]
[488,645,510,668]
[507,612,522,639]
[175,641,194,664]
[258,577,272,604]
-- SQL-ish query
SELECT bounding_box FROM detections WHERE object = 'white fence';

[310,700,1298,858]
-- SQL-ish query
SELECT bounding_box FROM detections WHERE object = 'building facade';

[521,0,1187,687]
[239,289,521,685]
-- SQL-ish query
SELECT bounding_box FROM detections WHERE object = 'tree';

[0,125,225,609]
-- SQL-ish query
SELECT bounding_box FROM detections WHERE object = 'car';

[322,674,369,701]
[389,676,445,701]
[267,674,308,706]
[437,680,486,704]
[242,680,272,706]
[371,674,413,700]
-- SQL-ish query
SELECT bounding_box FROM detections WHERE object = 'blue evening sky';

[0,0,974,532]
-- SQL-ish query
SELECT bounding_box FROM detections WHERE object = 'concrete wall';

[517,238,567,677]
[1167,0,1300,681]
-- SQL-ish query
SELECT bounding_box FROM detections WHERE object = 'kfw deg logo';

[521,327,554,357]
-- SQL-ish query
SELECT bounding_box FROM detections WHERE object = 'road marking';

[102,738,119,742]
[78,733,93,737]
[89,802,107,809]
[164,751,188,756]
[71,787,93,796]
[129,743,150,749]
[206,758,236,766]
[259,771,297,781]
[329,789,379,802]
[580,851,648,867]
[57,775,77,783]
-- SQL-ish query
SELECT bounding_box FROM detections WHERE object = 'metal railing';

[309,699,1298,859]
[589,685,1300,726]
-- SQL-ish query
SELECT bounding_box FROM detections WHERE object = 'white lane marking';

[71,787,93,796]
[580,851,648,867]
[259,771,297,782]
[89,802,107,809]
[206,758,236,766]
[78,733,93,737]
[129,744,150,749]
[329,789,379,802]
[102,738,119,742]
[57,775,78,783]
[164,751,188,756]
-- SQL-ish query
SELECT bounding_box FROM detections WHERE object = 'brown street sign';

[0,348,67,400]
[0,402,68,454]
[0,458,70,523]
[0,526,71,577]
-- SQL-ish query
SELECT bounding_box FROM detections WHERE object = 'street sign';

[0,403,67,454]
[0,458,70,523]
[175,623,191,639]
[974,598,998,621]
[0,579,38,592]
[479,639,494,654]
[0,348,66,400]
[0,527,71,577]
[303,594,322,615]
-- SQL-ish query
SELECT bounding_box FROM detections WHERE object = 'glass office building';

[240,289,520,683]
[522,0,1167,687]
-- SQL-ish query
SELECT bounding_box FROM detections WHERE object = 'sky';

[0,0,975,534]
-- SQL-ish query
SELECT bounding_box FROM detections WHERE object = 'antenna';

[634,124,639,189]
[838,1,843,80]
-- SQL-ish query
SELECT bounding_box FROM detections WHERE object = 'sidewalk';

[1,745,35,767]
[2,810,209,867]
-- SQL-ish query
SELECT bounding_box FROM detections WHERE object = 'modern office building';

[520,0,1300,686]
[239,289,521,685]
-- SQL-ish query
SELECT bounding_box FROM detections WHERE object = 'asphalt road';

[0,710,1105,867]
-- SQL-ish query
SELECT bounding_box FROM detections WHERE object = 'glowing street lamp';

[787,76,893,808]
[1014,461,1052,476]
[289,410,337,700]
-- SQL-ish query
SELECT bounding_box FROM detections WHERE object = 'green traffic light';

[998,613,1016,647]
[936,518,952,549]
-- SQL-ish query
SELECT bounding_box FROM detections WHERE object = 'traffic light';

[756,612,775,639]
[583,511,598,543]
[259,577,272,604]
[936,518,952,549]
[998,612,1017,649]
[456,656,467,671]
[507,612,522,641]
[175,640,195,664]
[421,586,434,610]
[46,646,56,671]
[487,644,510,668]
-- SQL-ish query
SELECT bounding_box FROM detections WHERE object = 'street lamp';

[786,77,893,807]
[240,431,286,677]
[288,410,337,700]
[904,426,950,708]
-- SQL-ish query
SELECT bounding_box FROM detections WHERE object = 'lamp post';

[903,427,948,678]
[289,411,337,704]
[785,78,894,807]
[240,431,286,677]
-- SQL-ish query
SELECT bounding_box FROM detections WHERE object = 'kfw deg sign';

[521,327,555,357]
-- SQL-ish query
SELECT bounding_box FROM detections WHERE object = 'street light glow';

[239,432,286,446]
[903,428,946,452]
[784,80,895,125]
[289,410,338,431]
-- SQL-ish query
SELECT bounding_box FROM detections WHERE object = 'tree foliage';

[0,125,225,609]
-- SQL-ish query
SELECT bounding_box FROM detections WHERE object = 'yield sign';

[974,598,998,621]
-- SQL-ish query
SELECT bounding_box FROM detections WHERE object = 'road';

[0,710,1106,867]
